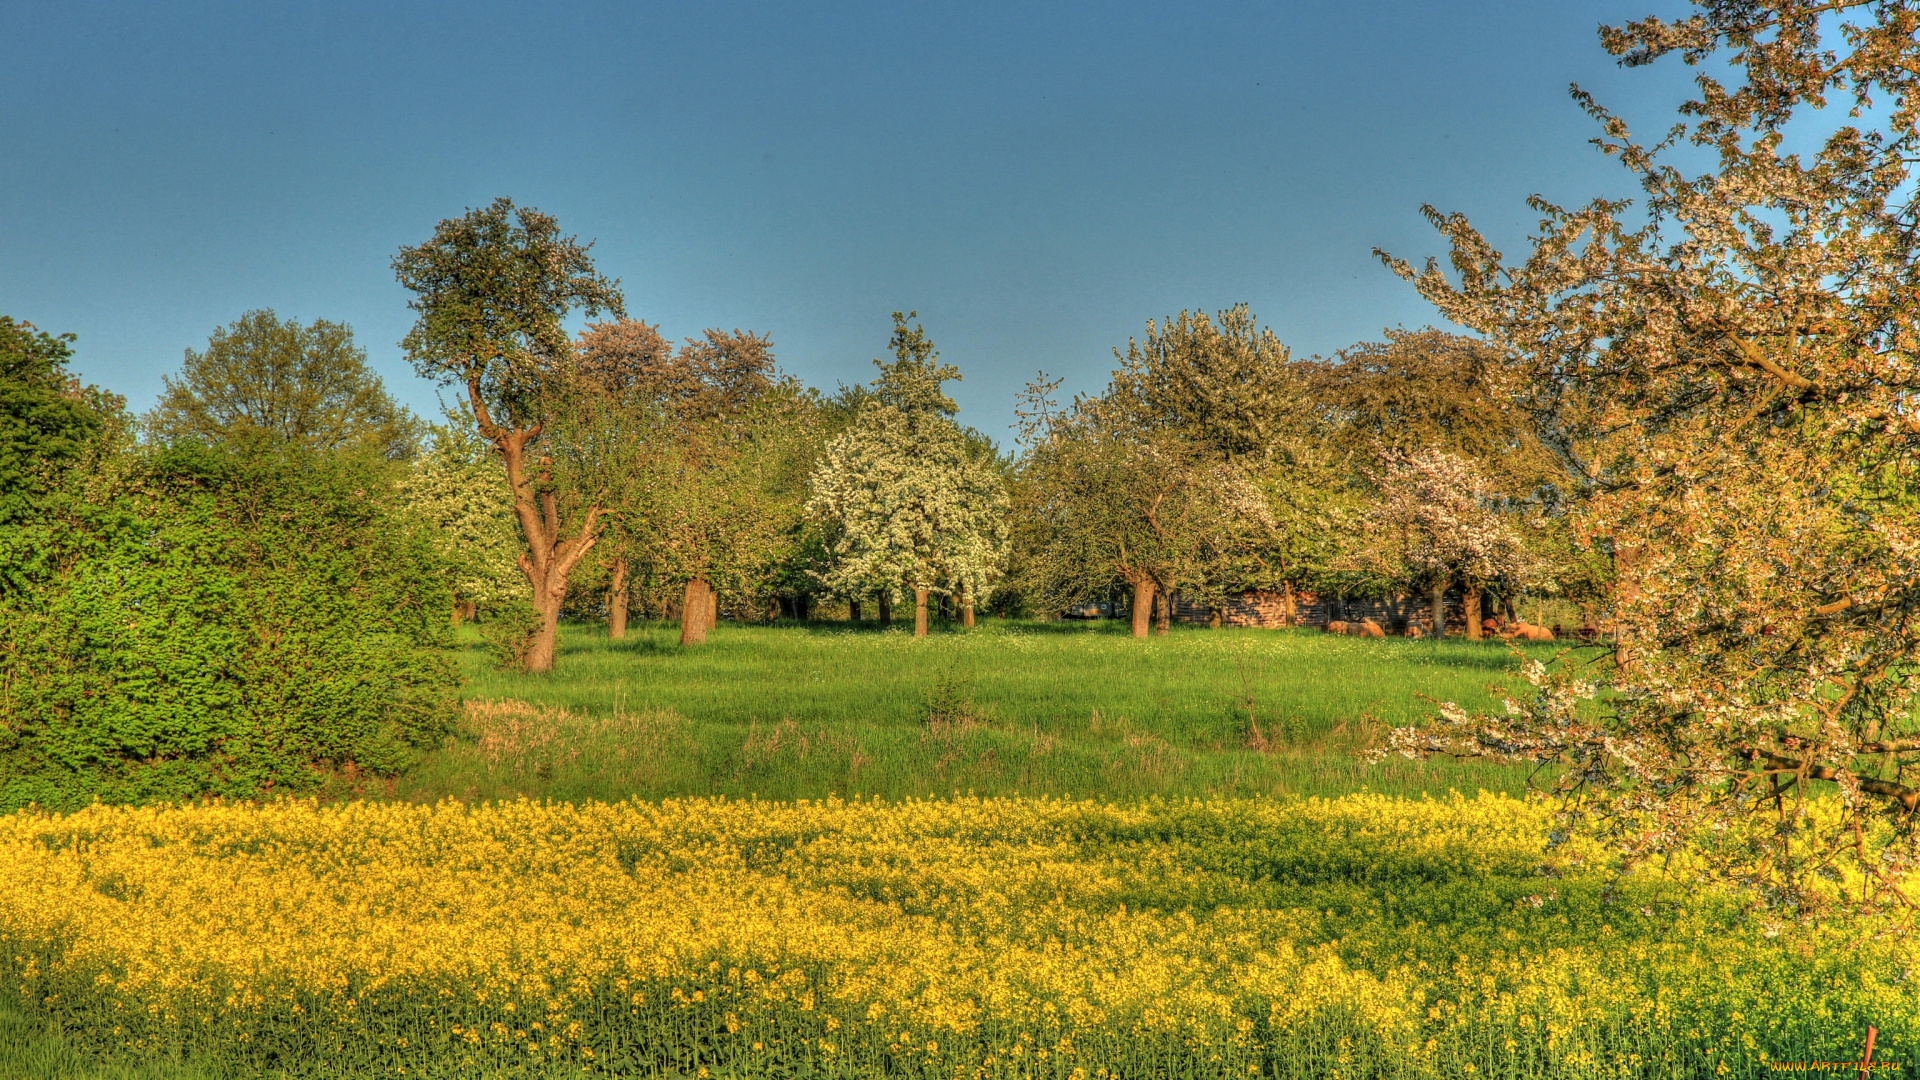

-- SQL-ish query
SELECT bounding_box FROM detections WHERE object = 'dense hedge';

[0,442,459,810]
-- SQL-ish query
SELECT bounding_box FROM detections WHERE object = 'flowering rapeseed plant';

[0,795,1910,1078]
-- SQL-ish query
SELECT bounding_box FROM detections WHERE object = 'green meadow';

[399,617,1575,804]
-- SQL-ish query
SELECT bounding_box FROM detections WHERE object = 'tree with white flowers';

[1367,447,1533,639]
[399,418,526,625]
[1371,0,1920,914]
[807,313,1007,636]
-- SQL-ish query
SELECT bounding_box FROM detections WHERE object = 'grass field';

[401,617,1572,804]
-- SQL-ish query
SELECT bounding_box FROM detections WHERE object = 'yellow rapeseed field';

[0,794,1911,1078]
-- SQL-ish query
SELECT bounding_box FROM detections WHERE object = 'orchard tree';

[807,313,1007,637]
[577,319,804,645]
[1014,306,1314,636]
[1014,384,1273,637]
[1366,448,1533,638]
[145,311,422,459]
[393,198,624,672]
[1373,0,1920,914]
[399,417,526,626]
[1311,328,1568,499]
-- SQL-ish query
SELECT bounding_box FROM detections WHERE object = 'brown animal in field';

[1403,624,1424,639]
[1498,622,1555,642]
[1324,620,1349,634]
[1339,619,1385,638]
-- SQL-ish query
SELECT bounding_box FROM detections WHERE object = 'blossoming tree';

[807,314,1007,637]
[1367,447,1533,638]
[1373,0,1920,914]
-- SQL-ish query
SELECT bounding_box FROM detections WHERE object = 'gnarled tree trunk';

[878,591,891,626]
[915,587,930,638]
[607,558,629,640]
[470,388,602,674]
[1465,585,1483,640]
[680,577,712,646]
[1431,574,1449,638]
[1154,590,1171,635]
[1130,576,1155,639]
[961,587,975,629]
[850,598,863,622]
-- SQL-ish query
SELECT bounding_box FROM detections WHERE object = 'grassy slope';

[400,617,1577,804]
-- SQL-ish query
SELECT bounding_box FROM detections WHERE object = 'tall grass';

[402,619,1574,803]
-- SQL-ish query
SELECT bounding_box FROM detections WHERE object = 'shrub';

[0,441,458,810]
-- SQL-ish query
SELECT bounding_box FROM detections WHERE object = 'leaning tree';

[393,198,624,672]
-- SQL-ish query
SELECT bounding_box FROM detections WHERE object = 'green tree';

[0,316,124,599]
[393,198,625,672]
[574,321,807,644]
[145,310,421,459]
[0,317,112,519]
[1310,329,1564,496]
[1014,307,1321,636]
[1308,329,1590,633]
[807,313,1007,636]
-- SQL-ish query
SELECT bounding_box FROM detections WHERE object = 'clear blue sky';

[3,0,1697,442]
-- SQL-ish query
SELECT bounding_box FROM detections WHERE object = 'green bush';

[0,442,459,810]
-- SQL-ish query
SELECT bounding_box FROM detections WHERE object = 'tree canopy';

[144,310,421,459]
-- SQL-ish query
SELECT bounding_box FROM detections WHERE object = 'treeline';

[401,200,1606,666]
[0,197,1601,806]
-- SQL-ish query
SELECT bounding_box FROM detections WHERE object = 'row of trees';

[376,200,1612,670]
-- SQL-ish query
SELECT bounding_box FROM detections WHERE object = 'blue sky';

[2,1,1698,441]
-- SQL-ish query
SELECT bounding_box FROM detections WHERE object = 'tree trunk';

[461,381,607,674]
[960,586,975,628]
[915,587,929,638]
[706,584,719,630]
[607,558,629,640]
[878,591,892,626]
[1466,585,1483,640]
[527,578,566,672]
[680,577,711,646]
[1282,582,1297,626]
[1130,577,1155,639]
[850,598,862,622]
[1155,590,1170,635]
[1431,574,1449,638]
